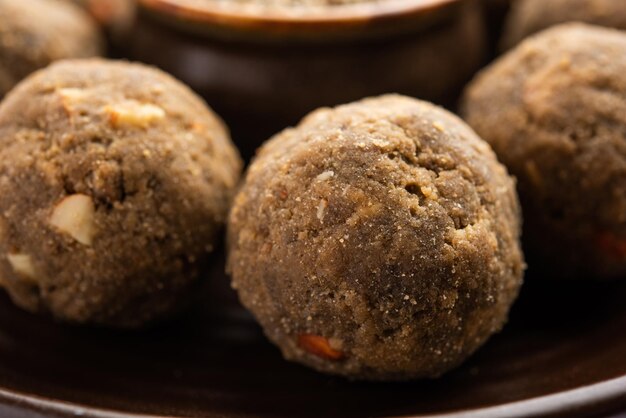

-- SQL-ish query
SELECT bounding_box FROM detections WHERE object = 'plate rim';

[1,374,625,418]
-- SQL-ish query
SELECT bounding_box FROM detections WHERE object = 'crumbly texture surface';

[227,95,524,381]
[462,24,626,279]
[502,0,626,49]
[0,0,103,97]
[0,59,242,327]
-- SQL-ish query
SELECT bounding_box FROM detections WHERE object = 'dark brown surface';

[0,245,625,417]
[480,0,511,55]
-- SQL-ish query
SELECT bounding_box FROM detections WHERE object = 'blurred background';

[107,0,510,160]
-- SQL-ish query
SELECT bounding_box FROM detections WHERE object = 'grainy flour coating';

[0,0,103,96]
[0,59,242,327]
[228,95,524,380]
[463,24,626,279]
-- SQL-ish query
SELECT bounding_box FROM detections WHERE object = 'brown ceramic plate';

[0,248,625,418]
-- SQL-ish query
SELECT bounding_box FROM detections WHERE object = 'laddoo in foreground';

[463,24,626,279]
[0,0,103,96]
[0,59,242,327]
[227,95,524,380]
[502,0,626,49]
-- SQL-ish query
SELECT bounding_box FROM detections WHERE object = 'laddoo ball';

[0,0,103,96]
[463,24,626,279]
[0,59,242,327]
[227,95,524,380]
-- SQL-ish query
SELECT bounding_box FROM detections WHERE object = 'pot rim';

[138,0,463,39]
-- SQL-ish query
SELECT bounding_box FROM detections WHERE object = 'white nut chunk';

[58,88,86,102]
[50,194,96,246]
[104,100,165,128]
[7,253,37,282]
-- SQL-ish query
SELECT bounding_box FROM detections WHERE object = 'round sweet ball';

[0,0,103,97]
[227,95,524,381]
[462,24,626,279]
[0,59,242,327]
[502,0,626,49]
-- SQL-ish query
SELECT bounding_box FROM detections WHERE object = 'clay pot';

[126,0,486,159]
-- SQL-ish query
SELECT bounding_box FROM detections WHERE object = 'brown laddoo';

[0,59,242,327]
[0,0,103,97]
[462,24,626,280]
[502,0,626,49]
[227,95,524,381]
